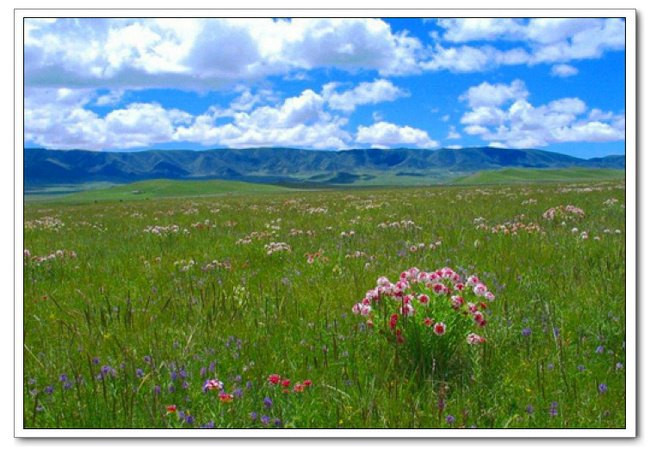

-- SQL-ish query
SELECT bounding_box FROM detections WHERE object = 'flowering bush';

[352,266,494,376]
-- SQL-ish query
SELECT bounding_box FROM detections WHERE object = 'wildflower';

[598,383,608,394]
[136,368,144,378]
[268,374,281,385]
[44,385,54,394]
[185,414,194,425]
[274,418,282,427]
[281,379,291,388]
[423,317,434,327]
[233,388,243,398]
[396,329,405,344]
[166,405,177,414]
[433,322,446,336]
[203,379,224,392]
[218,392,234,403]
[466,333,486,345]
[446,415,456,425]
[143,355,152,364]
[250,411,258,421]
[303,379,313,387]
[577,365,586,372]
[59,374,68,383]
[154,385,161,395]
[616,362,624,370]
[389,313,399,330]
[263,397,273,408]
[596,345,605,354]
[201,421,215,428]
[525,404,534,415]
[549,402,559,417]
[521,327,532,337]
[293,383,305,393]
[261,415,271,426]
[417,294,430,305]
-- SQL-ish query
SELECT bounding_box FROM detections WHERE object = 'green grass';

[23,179,626,430]
[453,167,625,185]
[49,179,295,203]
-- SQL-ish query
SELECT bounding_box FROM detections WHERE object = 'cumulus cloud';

[550,63,579,77]
[458,79,624,148]
[424,18,624,72]
[355,121,439,148]
[322,79,409,112]
[25,18,424,90]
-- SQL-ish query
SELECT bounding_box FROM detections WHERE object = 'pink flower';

[433,322,446,336]
[423,317,434,327]
[281,379,291,388]
[401,303,415,316]
[268,374,281,385]
[467,275,480,286]
[418,294,430,305]
[466,333,486,345]
[484,291,495,302]
[451,295,464,309]
[377,276,391,287]
[473,283,487,297]
[432,283,447,295]
[454,283,465,291]
[389,313,399,330]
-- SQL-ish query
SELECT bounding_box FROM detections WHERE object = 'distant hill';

[46,179,293,203]
[24,146,625,187]
[452,167,625,185]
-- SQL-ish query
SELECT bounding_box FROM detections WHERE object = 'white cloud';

[426,18,624,72]
[322,79,408,112]
[550,63,579,77]
[25,18,424,90]
[459,79,528,108]
[458,79,624,148]
[355,121,439,148]
[446,125,461,140]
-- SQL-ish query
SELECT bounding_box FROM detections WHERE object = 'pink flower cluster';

[542,205,586,220]
[352,267,493,346]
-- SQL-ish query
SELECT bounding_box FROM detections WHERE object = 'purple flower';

[201,421,215,429]
[209,362,216,372]
[553,327,561,337]
[549,402,559,417]
[168,385,176,393]
[185,415,194,425]
[521,327,532,337]
[598,383,608,394]
[233,388,243,398]
[249,411,258,421]
[273,418,282,427]
[263,397,273,408]
[63,382,72,390]
[179,368,187,379]
[170,371,178,381]
[547,363,554,371]
[92,357,100,365]
[577,365,586,372]
[178,411,185,420]
[44,385,54,394]
[182,381,189,390]
[261,415,270,426]
[246,380,253,390]
[153,385,161,395]
[143,355,152,364]
[525,404,534,415]
[200,367,207,378]
[136,368,144,378]
[59,374,68,382]
[596,345,605,354]
[234,375,242,383]
[446,415,456,425]
[616,362,624,370]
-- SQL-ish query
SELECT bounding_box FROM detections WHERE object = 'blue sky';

[24,18,626,158]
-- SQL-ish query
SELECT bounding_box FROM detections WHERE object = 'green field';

[23,178,626,430]
[453,167,625,185]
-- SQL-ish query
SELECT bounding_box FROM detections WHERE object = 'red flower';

[303,379,313,387]
[268,374,281,385]
[218,392,233,403]
[389,313,399,330]
[166,404,177,414]
[293,383,305,393]
[433,322,446,336]
[423,317,434,327]
[281,379,291,388]
[396,329,405,344]
[366,319,374,328]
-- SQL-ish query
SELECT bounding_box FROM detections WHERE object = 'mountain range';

[24,147,625,187]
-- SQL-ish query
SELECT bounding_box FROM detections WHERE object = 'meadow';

[22,178,626,430]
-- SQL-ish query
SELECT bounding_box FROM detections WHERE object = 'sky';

[23,17,626,158]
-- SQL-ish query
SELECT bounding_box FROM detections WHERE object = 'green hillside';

[49,179,293,203]
[453,167,625,185]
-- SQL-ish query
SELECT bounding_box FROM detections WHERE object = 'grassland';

[23,178,626,430]
[452,167,625,185]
